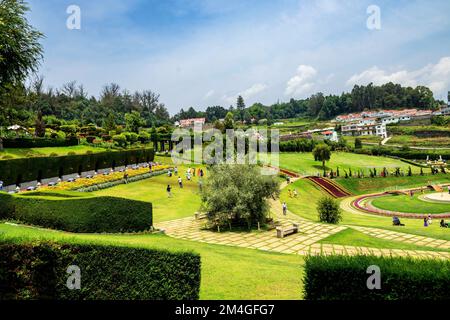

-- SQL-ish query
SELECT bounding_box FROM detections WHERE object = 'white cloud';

[203,89,215,100]
[346,57,450,98]
[285,65,318,97]
[223,83,268,104]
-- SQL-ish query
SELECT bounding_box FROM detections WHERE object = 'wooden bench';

[195,212,207,220]
[276,223,299,238]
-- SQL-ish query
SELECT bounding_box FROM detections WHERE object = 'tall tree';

[236,95,245,121]
[0,0,44,90]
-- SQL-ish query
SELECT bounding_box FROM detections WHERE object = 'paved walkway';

[155,179,450,259]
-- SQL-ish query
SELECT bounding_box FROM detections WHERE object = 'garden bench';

[276,223,299,238]
[195,212,207,220]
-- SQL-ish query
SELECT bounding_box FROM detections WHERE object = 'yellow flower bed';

[40,165,171,191]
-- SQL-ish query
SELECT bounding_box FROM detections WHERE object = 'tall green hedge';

[304,255,450,300]
[2,137,79,148]
[0,148,155,185]
[0,240,201,300]
[0,191,152,233]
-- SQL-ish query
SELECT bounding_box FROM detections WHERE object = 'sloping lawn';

[335,174,450,195]
[371,193,450,214]
[279,152,422,176]
[0,145,109,159]
[0,223,304,300]
[92,166,204,222]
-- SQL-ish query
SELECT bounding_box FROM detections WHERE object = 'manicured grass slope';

[371,193,450,214]
[92,166,203,222]
[279,152,422,176]
[282,179,450,241]
[335,174,450,195]
[0,224,304,300]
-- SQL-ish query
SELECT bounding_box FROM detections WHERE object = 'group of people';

[287,189,298,198]
[166,166,205,198]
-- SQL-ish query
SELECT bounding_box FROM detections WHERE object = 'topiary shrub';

[0,191,152,233]
[0,240,201,300]
[304,255,450,300]
[317,196,342,224]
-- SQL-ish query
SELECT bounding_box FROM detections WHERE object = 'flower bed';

[352,192,450,219]
[40,165,172,192]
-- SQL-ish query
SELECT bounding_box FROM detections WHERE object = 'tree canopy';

[200,165,280,230]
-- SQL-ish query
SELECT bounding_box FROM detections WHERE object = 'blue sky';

[27,0,450,114]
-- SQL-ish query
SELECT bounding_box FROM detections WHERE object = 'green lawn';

[92,165,203,222]
[371,193,450,214]
[335,174,450,195]
[279,152,422,176]
[282,179,450,241]
[319,228,450,252]
[0,223,304,300]
[0,145,109,159]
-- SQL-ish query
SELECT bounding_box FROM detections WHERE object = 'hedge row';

[304,255,450,300]
[0,191,152,233]
[2,137,79,148]
[0,240,201,300]
[353,146,450,160]
[0,148,155,186]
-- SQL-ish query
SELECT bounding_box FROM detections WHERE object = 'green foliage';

[304,255,450,300]
[125,111,146,133]
[201,165,280,229]
[280,139,316,152]
[313,144,331,169]
[0,191,152,233]
[0,148,155,185]
[0,0,44,89]
[0,240,201,300]
[223,112,235,130]
[317,197,342,224]
[354,138,362,149]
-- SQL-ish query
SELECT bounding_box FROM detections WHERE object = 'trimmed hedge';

[0,240,201,300]
[0,191,152,233]
[2,137,79,148]
[353,146,450,160]
[304,255,450,300]
[0,148,155,186]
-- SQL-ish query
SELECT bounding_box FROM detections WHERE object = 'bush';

[0,191,152,233]
[0,240,201,300]
[85,136,96,144]
[317,196,342,224]
[112,134,127,148]
[0,148,155,185]
[304,255,450,300]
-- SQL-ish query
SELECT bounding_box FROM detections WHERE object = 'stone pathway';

[154,178,450,260]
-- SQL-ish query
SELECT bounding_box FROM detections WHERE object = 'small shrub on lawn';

[317,196,342,224]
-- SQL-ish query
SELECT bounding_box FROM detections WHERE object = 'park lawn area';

[371,192,450,214]
[0,223,304,300]
[335,174,450,195]
[388,135,450,148]
[319,228,450,252]
[281,179,450,241]
[0,145,109,159]
[92,166,203,222]
[279,152,422,176]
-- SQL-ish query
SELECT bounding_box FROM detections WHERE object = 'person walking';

[178,177,183,188]
[167,184,172,197]
[123,172,129,184]
[174,167,178,176]
[282,202,287,216]
[423,217,428,227]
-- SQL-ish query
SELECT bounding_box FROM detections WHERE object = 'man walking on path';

[282,202,287,216]
[178,177,183,188]
[167,184,172,197]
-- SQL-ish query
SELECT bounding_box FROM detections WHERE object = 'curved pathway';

[155,178,450,259]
